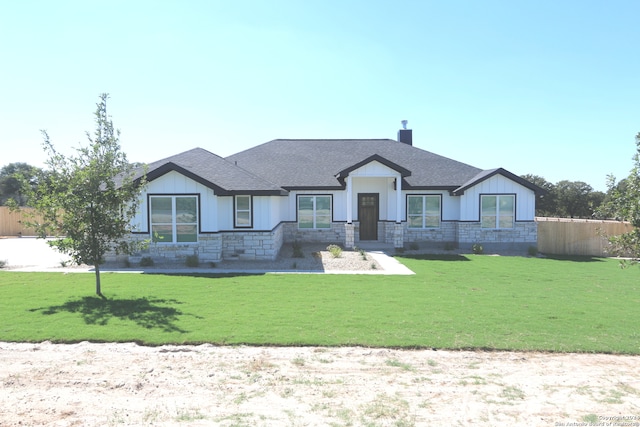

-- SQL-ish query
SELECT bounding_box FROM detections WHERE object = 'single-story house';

[122,128,543,262]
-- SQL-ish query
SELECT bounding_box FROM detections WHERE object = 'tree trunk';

[94,263,103,298]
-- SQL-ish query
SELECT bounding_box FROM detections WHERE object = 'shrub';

[528,246,538,257]
[326,244,342,258]
[139,256,154,267]
[0,259,6,269]
[185,254,199,267]
[472,244,484,255]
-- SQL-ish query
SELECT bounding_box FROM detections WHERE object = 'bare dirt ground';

[1,342,639,426]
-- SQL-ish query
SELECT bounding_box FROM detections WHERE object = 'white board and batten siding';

[459,174,536,221]
[251,196,282,230]
[349,160,399,178]
[136,171,287,232]
[133,170,219,232]
[214,195,279,231]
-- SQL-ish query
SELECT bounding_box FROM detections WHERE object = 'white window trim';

[481,194,515,229]
[407,195,441,229]
[234,195,252,228]
[297,195,332,229]
[149,195,199,243]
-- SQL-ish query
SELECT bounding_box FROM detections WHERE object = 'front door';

[358,193,379,241]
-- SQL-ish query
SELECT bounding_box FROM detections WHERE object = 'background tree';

[27,94,144,296]
[521,174,556,216]
[596,133,640,265]
[587,190,605,216]
[553,180,596,218]
[0,162,41,206]
[521,174,604,218]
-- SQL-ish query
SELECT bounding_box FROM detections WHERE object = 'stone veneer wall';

[403,222,457,244]
[220,224,284,261]
[107,220,537,264]
[113,233,224,264]
[378,222,403,247]
[283,222,346,245]
[112,224,285,264]
[457,221,537,252]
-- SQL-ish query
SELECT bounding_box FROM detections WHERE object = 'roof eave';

[282,185,345,191]
[336,154,412,179]
[220,189,289,196]
[146,162,230,194]
[452,168,546,196]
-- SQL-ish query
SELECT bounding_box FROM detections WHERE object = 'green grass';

[1,254,639,354]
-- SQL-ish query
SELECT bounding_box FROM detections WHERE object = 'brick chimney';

[397,120,412,145]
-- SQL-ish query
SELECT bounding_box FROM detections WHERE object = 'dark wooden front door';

[358,193,379,241]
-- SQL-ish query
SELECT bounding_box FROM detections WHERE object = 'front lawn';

[1,255,638,354]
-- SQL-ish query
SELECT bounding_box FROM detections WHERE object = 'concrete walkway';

[0,238,414,275]
[364,250,415,275]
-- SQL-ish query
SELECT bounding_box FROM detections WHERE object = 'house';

[122,128,543,263]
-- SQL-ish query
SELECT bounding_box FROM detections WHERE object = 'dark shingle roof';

[133,147,286,195]
[453,168,545,195]
[226,139,483,190]
[133,141,543,195]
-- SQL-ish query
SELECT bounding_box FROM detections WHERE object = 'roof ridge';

[271,138,396,141]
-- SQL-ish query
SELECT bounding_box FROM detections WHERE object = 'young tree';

[597,132,640,266]
[28,94,144,295]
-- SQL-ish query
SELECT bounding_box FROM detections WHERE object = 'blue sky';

[1,0,638,191]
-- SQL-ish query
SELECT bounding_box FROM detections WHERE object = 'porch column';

[346,175,353,223]
[395,174,402,223]
[345,223,355,249]
[345,175,354,249]
[395,174,404,248]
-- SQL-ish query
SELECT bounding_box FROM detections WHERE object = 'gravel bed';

[215,243,382,272]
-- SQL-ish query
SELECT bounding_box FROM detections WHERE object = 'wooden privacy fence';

[536,217,634,257]
[0,207,43,237]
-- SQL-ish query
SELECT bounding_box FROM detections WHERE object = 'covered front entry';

[358,193,379,240]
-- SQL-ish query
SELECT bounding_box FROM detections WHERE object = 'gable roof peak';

[139,146,286,195]
[452,168,546,195]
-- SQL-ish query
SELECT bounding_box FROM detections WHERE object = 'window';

[407,195,440,228]
[150,196,198,242]
[298,195,331,229]
[235,195,252,228]
[481,195,514,229]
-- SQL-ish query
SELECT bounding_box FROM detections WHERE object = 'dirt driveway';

[0,237,71,269]
[1,342,639,426]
